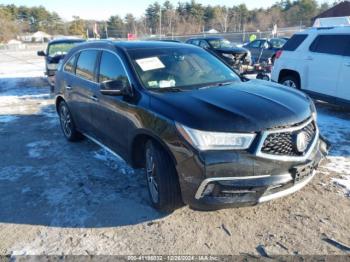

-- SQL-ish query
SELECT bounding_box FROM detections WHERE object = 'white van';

[271,25,350,106]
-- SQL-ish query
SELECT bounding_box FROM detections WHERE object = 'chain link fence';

[142,26,306,43]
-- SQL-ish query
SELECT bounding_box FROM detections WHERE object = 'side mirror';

[100,79,130,96]
[37,50,46,56]
[263,42,270,49]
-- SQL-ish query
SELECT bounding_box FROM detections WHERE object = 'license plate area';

[291,161,314,184]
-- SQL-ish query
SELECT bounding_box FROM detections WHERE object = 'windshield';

[128,47,240,90]
[48,42,82,57]
[208,39,234,49]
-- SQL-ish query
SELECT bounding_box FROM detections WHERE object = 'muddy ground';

[0,48,349,256]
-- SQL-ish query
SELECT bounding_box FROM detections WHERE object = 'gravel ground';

[0,49,349,257]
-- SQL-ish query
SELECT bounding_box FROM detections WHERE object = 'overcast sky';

[0,0,335,21]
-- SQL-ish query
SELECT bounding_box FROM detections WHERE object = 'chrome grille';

[261,121,316,157]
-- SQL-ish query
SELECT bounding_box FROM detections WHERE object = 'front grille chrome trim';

[255,117,319,162]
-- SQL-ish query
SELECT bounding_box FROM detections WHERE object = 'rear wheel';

[58,101,82,142]
[279,75,300,89]
[145,140,182,212]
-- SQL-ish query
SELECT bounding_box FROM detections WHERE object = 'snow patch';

[332,176,350,197]
[0,115,18,123]
[26,140,51,158]
[93,148,132,176]
[0,166,33,182]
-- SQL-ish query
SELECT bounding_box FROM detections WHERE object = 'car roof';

[72,40,197,51]
[49,38,85,44]
[187,36,224,41]
[299,26,350,34]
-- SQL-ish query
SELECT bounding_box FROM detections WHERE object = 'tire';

[279,75,300,89]
[145,140,182,212]
[58,101,82,142]
[256,73,270,81]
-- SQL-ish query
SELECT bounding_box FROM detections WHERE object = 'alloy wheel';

[282,79,297,89]
[146,146,159,203]
[60,104,72,138]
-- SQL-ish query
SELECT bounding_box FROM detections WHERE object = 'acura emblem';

[296,132,308,153]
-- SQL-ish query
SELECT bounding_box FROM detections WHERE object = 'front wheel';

[279,75,300,89]
[145,140,182,212]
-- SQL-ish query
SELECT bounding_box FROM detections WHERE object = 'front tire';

[279,75,300,89]
[58,101,82,142]
[145,140,182,212]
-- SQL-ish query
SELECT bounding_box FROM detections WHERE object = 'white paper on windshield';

[136,57,165,71]
[159,80,176,88]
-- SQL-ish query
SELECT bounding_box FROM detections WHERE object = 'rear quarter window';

[64,54,77,74]
[282,34,308,51]
[309,34,350,56]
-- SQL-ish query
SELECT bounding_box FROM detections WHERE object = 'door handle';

[66,85,72,90]
[345,62,350,67]
[90,95,99,102]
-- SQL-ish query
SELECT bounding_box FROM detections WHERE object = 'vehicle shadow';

[0,78,166,228]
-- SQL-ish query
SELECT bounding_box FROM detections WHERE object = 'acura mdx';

[54,41,329,211]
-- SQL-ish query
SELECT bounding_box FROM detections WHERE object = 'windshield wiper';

[198,80,236,90]
[150,87,183,93]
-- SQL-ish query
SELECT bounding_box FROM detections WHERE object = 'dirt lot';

[0,48,349,256]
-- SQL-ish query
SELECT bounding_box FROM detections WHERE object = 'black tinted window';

[192,40,200,46]
[199,40,209,48]
[99,51,129,83]
[249,40,262,48]
[76,50,98,81]
[310,35,350,56]
[64,54,77,73]
[283,35,307,51]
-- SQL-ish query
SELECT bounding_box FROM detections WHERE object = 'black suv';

[186,37,251,69]
[55,41,328,211]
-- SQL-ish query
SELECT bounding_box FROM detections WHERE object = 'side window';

[192,40,200,46]
[310,35,349,56]
[64,54,77,74]
[199,40,210,48]
[283,34,308,51]
[342,35,350,57]
[249,40,261,48]
[99,51,129,84]
[76,50,98,81]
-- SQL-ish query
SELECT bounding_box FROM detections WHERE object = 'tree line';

[0,0,337,42]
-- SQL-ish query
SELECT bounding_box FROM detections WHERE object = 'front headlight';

[47,63,58,70]
[222,53,234,59]
[176,123,256,151]
[309,99,317,121]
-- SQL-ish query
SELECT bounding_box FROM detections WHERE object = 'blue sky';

[0,0,334,21]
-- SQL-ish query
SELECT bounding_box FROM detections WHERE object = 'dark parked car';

[243,38,287,64]
[37,38,85,87]
[186,37,251,69]
[54,40,329,211]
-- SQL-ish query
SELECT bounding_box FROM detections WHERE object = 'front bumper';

[175,134,329,210]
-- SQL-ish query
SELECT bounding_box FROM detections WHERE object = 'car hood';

[149,80,313,133]
[215,47,247,55]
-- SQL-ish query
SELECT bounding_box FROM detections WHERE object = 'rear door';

[304,35,346,98]
[66,50,99,133]
[91,50,133,157]
[337,35,350,102]
[245,40,265,62]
